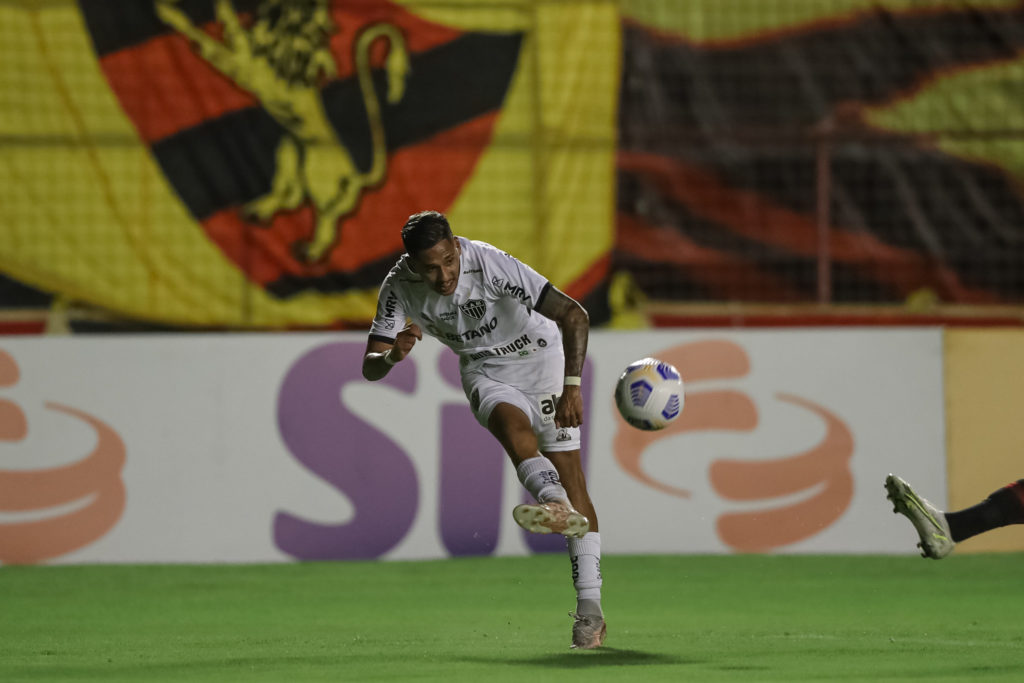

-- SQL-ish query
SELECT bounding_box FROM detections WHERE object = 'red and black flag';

[617,1,1024,304]
[81,0,521,300]
[0,1,610,329]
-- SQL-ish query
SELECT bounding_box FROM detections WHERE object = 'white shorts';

[461,367,582,453]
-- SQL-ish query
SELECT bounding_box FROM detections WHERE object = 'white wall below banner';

[0,329,945,565]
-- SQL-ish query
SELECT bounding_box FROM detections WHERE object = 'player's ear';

[406,252,421,274]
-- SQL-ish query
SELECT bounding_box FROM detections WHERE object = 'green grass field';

[2,554,1021,682]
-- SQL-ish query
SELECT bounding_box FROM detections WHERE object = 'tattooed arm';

[535,285,590,428]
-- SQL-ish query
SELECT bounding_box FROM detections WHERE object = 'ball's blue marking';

[656,362,680,381]
[629,379,653,407]
[661,394,681,420]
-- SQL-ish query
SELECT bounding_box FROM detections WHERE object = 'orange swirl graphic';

[711,394,854,552]
[612,339,855,552]
[0,402,127,565]
[0,350,26,441]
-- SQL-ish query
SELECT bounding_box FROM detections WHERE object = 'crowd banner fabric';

[616,0,1024,304]
[0,329,945,565]
[0,1,616,328]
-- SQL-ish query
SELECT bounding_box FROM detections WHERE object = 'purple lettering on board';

[522,359,594,553]
[437,351,503,556]
[274,342,419,560]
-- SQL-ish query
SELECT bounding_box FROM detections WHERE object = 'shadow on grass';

[458,646,698,669]
[1,655,341,679]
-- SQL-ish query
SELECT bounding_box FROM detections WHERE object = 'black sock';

[945,479,1024,543]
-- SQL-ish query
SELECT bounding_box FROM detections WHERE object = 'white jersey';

[368,237,563,389]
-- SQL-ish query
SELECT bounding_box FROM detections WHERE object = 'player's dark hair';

[401,210,453,256]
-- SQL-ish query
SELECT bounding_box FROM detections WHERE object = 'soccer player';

[362,210,606,649]
[885,473,1024,559]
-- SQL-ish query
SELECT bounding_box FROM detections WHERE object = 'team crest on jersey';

[460,299,487,320]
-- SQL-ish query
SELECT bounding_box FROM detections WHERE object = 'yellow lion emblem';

[155,0,409,261]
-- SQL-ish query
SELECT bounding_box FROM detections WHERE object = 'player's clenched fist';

[555,387,584,429]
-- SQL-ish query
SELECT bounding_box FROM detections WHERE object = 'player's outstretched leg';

[885,473,954,559]
[512,500,589,538]
[943,478,1024,543]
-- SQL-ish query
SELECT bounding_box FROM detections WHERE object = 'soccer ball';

[614,357,685,431]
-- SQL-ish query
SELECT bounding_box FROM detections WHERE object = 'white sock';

[568,531,602,616]
[516,455,568,503]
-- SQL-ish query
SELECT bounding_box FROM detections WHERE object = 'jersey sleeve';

[368,278,405,342]
[483,245,551,312]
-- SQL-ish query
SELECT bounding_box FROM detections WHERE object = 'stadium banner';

[0,328,943,565]
[945,329,1024,553]
[617,0,1024,304]
[0,1,615,327]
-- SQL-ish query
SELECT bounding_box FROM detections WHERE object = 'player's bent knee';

[488,403,540,464]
